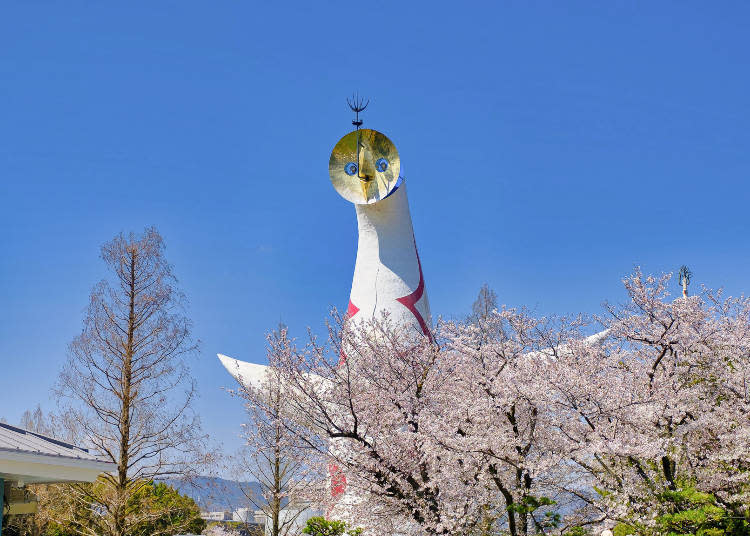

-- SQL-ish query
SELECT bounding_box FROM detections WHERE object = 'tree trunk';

[661,455,676,491]
[492,468,518,536]
[271,390,282,536]
[115,250,137,536]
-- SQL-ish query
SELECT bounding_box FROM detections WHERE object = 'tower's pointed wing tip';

[216,353,246,385]
[217,352,236,367]
[216,353,270,389]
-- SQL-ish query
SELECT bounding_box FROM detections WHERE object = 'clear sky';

[1,2,748,460]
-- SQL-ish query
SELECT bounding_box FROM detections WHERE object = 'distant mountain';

[162,476,264,512]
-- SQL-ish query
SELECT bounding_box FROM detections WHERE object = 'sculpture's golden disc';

[329,129,400,204]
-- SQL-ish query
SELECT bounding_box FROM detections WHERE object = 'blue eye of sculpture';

[375,158,389,172]
[344,162,358,176]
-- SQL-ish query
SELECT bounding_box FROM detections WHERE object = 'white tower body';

[347,180,431,336]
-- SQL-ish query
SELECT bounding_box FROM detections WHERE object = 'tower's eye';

[375,158,389,172]
[344,162,358,176]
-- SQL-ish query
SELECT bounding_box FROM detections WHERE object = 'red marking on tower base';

[396,247,432,340]
[340,300,360,365]
[326,462,347,518]
[329,462,347,497]
[346,300,360,319]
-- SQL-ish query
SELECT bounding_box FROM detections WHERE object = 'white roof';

[0,422,115,484]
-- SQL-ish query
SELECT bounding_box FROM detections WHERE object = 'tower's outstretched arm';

[217,353,271,391]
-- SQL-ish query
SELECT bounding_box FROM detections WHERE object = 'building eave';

[0,448,115,484]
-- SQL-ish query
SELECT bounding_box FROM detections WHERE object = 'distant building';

[201,510,233,521]
[249,504,321,536]
[232,507,254,523]
[196,520,262,536]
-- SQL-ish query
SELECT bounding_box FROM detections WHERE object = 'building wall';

[251,506,322,536]
[200,511,233,521]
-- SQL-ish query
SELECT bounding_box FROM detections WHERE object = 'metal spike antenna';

[678,265,692,297]
[347,93,369,130]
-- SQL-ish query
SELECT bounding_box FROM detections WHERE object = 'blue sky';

[1,2,748,459]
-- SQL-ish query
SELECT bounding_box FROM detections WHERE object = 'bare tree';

[55,227,207,536]
[470,283,498,323]
[231,327,321,536]
[19,405,55,437]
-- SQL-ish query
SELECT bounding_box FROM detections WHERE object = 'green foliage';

[40,478,205,536]
[506,495,555,514]
[613,523,637,536]
[302,516,363,536]
[606,483,750,536]
[563,526,589,536]
[36,483,98,536]
[651,485,749,536]
[507,495,560,530]
[128,481,206,536]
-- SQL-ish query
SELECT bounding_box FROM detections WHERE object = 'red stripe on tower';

[395,246,431,340]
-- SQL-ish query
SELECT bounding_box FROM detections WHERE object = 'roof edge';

[0,447,115,471]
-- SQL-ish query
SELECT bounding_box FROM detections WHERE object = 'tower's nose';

[358,143,376,180]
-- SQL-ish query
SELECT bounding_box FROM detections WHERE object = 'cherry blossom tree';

[443,289,596,536]
[243,271,749,535]
[251,312,496,536]
[545,270,750,531]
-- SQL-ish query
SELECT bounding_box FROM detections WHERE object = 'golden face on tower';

[329,128,400,204]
